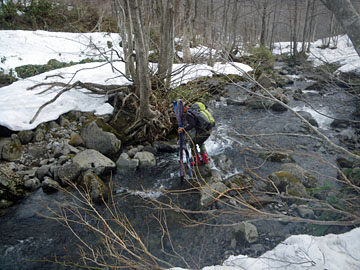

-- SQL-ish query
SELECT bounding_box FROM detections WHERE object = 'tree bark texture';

[321,0,360,57]
[128,0,154,119]
[157,0,175,88]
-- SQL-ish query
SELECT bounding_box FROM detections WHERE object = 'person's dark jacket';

[184,111,197,132]
[184,107,208,134]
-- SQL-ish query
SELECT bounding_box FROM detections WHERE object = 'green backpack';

[191,102,215,130]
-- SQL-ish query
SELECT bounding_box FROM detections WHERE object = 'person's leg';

[187,130,202,165]
[193,130,211,164]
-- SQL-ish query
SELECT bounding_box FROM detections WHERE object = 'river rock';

[68,133,85,147]
[52,140,79,157]
[27,145,47,159]
[271,101,288,112]
[35,165,51,181]
[127,146,142,158]
[245,95,274,110]
[17,130,34,144]
[257,73,273,88]
[58,115,70,127]
[24,177,41,191]
[41,176,61,193]
[263,151,294,163]
[81,119,121,157]
[296,205,315,219]
[73,149,116,175]
[275,73,294,87]
[200,181,228,206]
[268,171,308,198]
[280,163,317,188]
[0,135,23,161]
[81,170,109,203]
[57,162,82,186]
[331,119,351,129]
[297,111,319,127]
[210,169,223,183]
[225,173,253,189]
[233,221,259,244]
[134,151,156,168]
[33,128,45,142]
[153,141,177,153]
[116,153,139,171]
[213,154,233,174]
[143,145,157,155]
[0,164,26,208]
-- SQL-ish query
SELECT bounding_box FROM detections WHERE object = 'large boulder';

[0,164,26,208]
[73,149,116,176]
[81,119,121,157]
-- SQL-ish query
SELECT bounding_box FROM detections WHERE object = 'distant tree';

[320,0,360,57]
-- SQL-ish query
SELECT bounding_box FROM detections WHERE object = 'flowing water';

[0,68,358,269]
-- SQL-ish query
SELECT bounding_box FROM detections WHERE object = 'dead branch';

[27,80,130,124]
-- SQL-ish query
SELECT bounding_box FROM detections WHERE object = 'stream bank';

[0,61,359,269]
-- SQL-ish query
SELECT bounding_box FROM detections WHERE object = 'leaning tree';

[320,0,360,57]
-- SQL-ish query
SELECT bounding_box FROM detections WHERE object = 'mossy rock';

[83,118,121,140]
[280,163,318,188]
[225,173,253,189]
[0,137,23,161]
[263,151,294,163]
[269,171,308,198]
[82,170,109,204]
[108,113,136,145]
[68,134,85,147]
[0,165,26,207]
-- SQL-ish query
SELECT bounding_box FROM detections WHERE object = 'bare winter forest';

[52,0,360,48]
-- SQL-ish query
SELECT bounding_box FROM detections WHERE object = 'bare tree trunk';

[229,0,239,59]
[292,0,299,59]
[182,0,192,63]
[191,0,198,45]
[321,0,360,57]
[157,0,175,88]
[307,0,318,52]
[301,0,311,53]
[207,0,215,67]
[269,0,280,51]
[260,0,268,47]
[116,0,137,82]
[128,0,155,119]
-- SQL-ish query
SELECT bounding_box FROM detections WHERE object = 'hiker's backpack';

[190,102,215,130]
